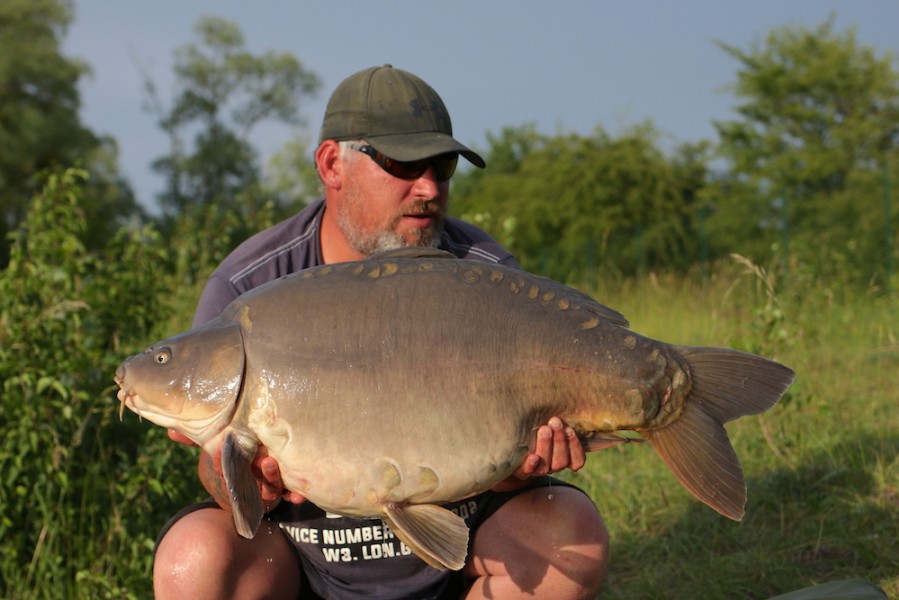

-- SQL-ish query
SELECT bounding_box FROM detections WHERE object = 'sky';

[63,1,899,213]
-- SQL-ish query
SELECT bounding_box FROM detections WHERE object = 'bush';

[0,169,202,598]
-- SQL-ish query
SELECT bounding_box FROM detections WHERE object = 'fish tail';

[641,347,794,521]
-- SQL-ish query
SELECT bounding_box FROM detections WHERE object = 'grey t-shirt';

[193,199,524,599]
[193,199,518,325]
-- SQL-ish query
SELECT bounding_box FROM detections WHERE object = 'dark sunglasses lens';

[368,146,458,181]
[433,154,458,181]
[381,156,425,179]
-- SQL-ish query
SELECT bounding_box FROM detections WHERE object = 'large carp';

[115,248,794,570]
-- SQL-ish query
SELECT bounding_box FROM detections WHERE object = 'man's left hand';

[491,416,586,492]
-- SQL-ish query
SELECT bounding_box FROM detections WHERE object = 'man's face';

[334,146,450,257]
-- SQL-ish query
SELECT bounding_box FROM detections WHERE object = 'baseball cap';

[319,65,486,168]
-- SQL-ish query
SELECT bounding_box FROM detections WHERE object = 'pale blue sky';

[64,1,899,212]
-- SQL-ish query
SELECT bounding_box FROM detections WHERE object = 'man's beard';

[336,198,445,257]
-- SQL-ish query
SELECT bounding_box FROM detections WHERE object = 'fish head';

[115,320,245,446]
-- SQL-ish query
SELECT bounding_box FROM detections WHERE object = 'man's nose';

[411,165,440,195]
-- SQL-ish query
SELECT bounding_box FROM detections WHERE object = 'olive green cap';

[319,65,485,168]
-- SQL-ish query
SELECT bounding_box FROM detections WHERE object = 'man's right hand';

[167,428,305,512]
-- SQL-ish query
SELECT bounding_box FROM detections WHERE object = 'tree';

[451,124,708,282]
[264,132,323,210]
[712,18,899,284]
[0,0,140,265]
[144,16,321,230]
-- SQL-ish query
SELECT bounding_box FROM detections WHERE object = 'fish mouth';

[113,376,181,429]
[114,365,136,421]
[116,386,132,420]
[114,364,152,422]
[112,362,236,442]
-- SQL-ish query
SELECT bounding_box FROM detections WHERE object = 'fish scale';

[115,246,795,571]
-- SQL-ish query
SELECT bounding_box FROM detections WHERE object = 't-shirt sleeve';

[192,274,240,327]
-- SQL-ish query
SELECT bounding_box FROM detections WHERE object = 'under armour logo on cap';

[409,99,447,125]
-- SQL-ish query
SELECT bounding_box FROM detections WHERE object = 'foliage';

[451,18,899,294]
[0,0,141,266]
[264,132,322,209]
[142,15,321,233]
[0,169,202,598]
[712,18,899,287]
[451,124,710,283]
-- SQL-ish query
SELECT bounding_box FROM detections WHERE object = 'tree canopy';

[451,124,710,283]
[711,18,899,284]
[144,16,321,226]
[0,0,139,265]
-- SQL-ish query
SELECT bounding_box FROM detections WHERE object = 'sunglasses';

[346,143,458,182]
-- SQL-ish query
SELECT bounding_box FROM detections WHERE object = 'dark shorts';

[155,476,583,600]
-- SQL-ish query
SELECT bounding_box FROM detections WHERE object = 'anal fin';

[221,432,264,539]
[382,503,469,571]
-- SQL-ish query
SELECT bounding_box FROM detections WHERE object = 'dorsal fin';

[369,247,456,261]
[527,272,630,328]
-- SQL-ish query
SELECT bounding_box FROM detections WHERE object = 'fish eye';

[154,348,172,365]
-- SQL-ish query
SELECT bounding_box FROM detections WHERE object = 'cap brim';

[366,132,486,169]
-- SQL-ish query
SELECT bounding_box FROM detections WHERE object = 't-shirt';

[193,199,523,599]
[193,199,518,326]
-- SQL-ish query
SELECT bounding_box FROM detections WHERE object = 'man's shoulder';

[440,218,518,266]
[193,200,325,326]
[212,200,324,291]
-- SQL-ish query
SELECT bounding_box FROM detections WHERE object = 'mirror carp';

[115,248,795,571]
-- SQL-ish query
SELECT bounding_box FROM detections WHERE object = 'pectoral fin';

[382,503,469,571]
[221,431,264,539]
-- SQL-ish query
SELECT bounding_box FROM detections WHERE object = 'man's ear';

[315,140,343,190]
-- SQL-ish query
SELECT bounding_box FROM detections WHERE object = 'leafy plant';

[0,169,200,598]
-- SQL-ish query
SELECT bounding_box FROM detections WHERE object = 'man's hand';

[167,429,196,447]
[253,452,306,508]
[492,417,586,492]
[168,429,305,511]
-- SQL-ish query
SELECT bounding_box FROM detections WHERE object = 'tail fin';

[641,347,794,520]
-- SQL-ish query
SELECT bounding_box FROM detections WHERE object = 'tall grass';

[564,258,898,598]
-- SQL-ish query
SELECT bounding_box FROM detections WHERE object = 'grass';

[561,259,899,598]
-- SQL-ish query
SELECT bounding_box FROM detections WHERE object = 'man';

[154,65,609,599]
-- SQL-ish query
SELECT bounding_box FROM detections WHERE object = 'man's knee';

[534,486,609,593]
[154,507,301,600]
[560,488,609,593]
[468,485,609,598]
[154,508,241,598]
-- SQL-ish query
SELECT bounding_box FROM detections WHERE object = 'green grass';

[562,260,899,599]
